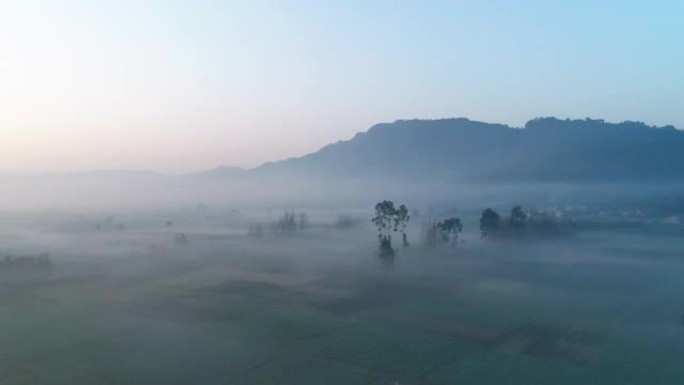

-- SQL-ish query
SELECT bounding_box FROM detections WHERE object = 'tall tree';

[438,217,463,246]
[395,204,410,247]
[509,205,527,237]
[372,200,396,255]
[480,208,500,239]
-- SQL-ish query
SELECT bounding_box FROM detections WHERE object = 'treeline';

[0,253,52,273]
[480,206,576,240]
[421,218,464,248]
[373,200,577,257]
[247,211,366,239]
[248,211,310,238]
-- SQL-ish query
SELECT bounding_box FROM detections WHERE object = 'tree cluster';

[421,217,463,248]
[480,206,576,239]
[248,211,310,238]
[372,201,410,256]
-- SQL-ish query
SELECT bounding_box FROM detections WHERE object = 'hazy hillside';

[254,117,684,182]
[2,117,682,210]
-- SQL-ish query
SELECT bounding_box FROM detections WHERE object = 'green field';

[0,213,683,384]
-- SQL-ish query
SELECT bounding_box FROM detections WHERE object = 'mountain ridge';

[3,117,682,183]
[249,117,684,182]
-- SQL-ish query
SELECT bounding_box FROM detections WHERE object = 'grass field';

[0,211,683,384]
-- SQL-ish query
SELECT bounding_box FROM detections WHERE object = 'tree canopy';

[480,208,501,239]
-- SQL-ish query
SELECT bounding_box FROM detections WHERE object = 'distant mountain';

[253,117,684,182]
[190,166,247,178]
[2,117,682,210]
[7,117,683,184]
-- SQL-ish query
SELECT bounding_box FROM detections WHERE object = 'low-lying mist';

[2,170,683,212]
[1,179,683,384]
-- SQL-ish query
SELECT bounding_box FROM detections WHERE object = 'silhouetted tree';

[480,208,500,239]
[372,200,397,256]
[395,204,410,247]
[273,211,297,234]
[510,206,527,226]
[509,205,527,238]
[438,217,463,246]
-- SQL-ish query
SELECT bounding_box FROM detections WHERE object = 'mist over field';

[1,187,684,384]
[3,1,684,383]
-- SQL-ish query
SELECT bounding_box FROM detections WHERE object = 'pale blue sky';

[1,0,682,173]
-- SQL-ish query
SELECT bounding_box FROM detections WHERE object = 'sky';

[1,0,682,174]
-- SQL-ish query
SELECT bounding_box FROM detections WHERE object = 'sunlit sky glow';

[1,0,682,174]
